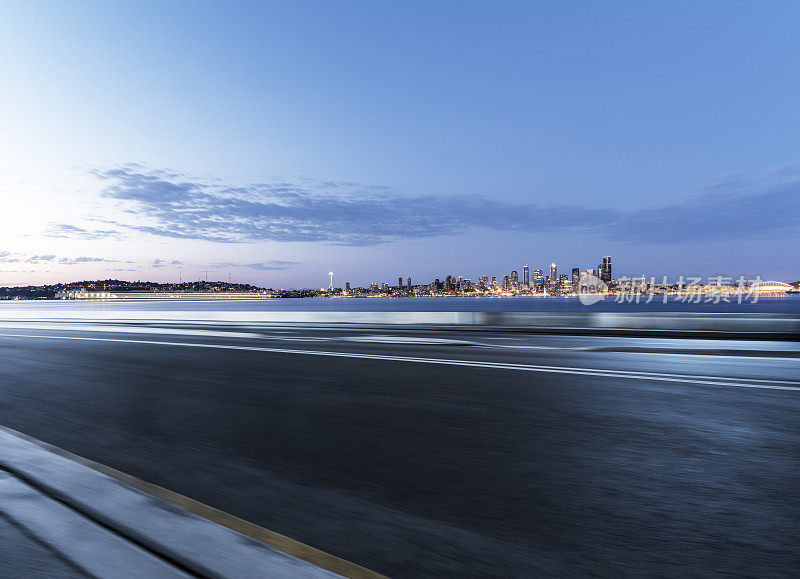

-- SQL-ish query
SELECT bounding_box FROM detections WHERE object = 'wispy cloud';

[212,260,300,271]
[27,255,57,263]
[614,179,800,242]
[0,253,114,266]
[81,165,800,246]
[59,256,110,265]
[45,224,119,240]
[248,260,300,271]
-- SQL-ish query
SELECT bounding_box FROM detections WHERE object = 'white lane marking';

[341,335,474,345]
[474,344,800,360]
[0,322,262,339]
[475,344,591,351]
[0,332,797,392]
[603,351,800,361]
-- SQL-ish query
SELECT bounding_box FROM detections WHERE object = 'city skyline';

[1,250,799,291]
[2,2,800,286]
[5,251,797,295]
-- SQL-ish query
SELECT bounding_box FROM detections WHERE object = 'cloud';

[249,260,299,270]
[613,179,800,242]
[85,164,800,246]
[1,253,113,266]
[211,260,299,271]
[245,261,300,271]
[27,255,57,263]
[58,256,110,265]
[45,224,119,240]
[151,259,166,268]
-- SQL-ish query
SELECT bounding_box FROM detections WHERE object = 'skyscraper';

[398,276,403,290]
[532,269,544,292]
[601,256,612,284]
[549,262,557,290]
[523,265,530,289]
[572,267,580,293]
[407,277,412,291]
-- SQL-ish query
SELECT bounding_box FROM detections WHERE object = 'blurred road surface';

[0,322,798,576]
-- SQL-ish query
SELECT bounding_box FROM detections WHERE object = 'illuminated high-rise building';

[532,269,544,292]
[523,265,530,289]
[601,256,612,284]
[407,277,412,291]
[572,268,580,292]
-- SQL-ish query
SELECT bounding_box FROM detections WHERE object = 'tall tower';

[550,262,557,282]
[523,265,530,289]
[601,256,612,284]
[329,271,334,291]
[532,269,543,292]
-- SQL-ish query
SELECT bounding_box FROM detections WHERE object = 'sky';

[1,0,799,288]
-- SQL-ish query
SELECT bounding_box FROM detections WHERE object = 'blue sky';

[1,1,799,287]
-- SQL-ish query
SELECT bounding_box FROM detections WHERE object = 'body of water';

[0,294,798,314]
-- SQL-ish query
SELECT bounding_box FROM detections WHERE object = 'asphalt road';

[0,322,798,576]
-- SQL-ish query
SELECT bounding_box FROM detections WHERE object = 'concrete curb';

[0,427,352,578]
[0,470,187,577]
